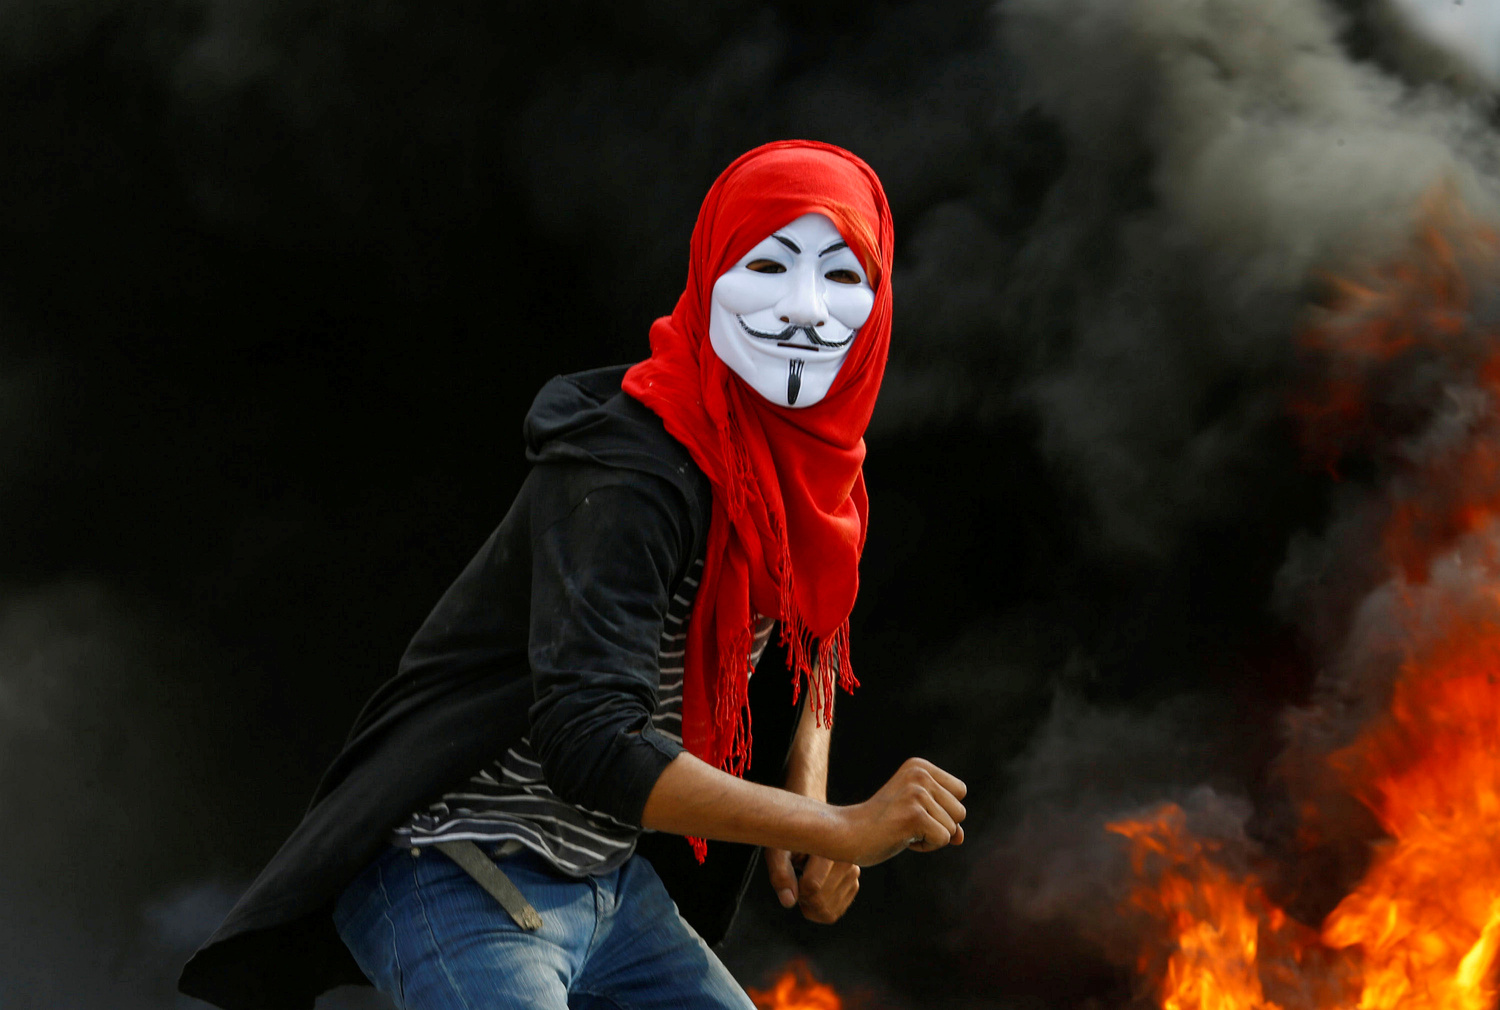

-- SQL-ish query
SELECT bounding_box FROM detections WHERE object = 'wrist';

[776,789,851,862]
[814,802,856,864]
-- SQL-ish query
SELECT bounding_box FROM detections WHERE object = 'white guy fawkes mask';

[708,212,875,408]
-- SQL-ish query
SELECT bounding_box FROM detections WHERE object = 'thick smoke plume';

[1003,0,1500,557]
[982,0,1500,1003]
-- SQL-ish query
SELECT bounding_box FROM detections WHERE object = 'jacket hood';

[524,365,703,494]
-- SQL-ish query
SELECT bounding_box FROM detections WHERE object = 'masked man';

[180,140,967,1010]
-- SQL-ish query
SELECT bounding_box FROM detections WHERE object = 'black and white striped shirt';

[393,557,776,876]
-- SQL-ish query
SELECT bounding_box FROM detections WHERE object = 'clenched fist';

[829,757,967,866]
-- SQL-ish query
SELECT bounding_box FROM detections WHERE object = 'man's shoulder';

[524,364,708,514]
[554,363,633,403]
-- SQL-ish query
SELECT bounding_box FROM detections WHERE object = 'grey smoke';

[983,0,1500,984]
[0,579,397,1008]
[1383,0,1500,90]
[1002,0,1500,558]
[0,583,218,1008]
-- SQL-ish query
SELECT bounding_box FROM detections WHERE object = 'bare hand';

[833,757,967,866]
[766,849,860,923]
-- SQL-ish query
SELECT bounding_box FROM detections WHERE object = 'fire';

[1320,624,1500,1010]
[1109,805,1346,1010]
[747,961,843,1010]
[1110,810,1276,1010]
[1114,624,1500,1010]
[1112,187,1500,1010]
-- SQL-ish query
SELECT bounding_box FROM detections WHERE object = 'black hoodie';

[178,366,793,1009]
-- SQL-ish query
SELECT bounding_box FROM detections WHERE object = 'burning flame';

[1112,188,1500,1010]
[747,961,844,1010]
[1109,805,1324,1010]
[1320,625,1500,1010]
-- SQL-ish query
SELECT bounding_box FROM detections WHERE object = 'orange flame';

[1320,623,1500,1010]
[1108,805,1349,1010]
[1112,626,1500,1010]
[1114,187,1500,1010]
[747,961,844,1010]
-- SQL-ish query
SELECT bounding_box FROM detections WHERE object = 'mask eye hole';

[745,259,786,274]
[825,269,862,285]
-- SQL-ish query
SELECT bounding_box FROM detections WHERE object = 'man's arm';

[783,686,831,802]
[765,690,862,923]
[525,471,694,824]
[640,744,967,868]
[523,463,967,867]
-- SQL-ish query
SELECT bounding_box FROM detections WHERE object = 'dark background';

[0,0,1493,1006]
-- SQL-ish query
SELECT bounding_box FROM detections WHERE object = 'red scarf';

[623,141,894,840]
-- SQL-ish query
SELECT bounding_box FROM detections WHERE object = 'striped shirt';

[393,557,776,876]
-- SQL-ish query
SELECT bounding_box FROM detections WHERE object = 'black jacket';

[179,366,796,1009]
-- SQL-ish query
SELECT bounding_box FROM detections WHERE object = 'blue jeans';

[333,844,758,1009]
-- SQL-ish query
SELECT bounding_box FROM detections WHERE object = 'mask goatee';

[787,359,805,405]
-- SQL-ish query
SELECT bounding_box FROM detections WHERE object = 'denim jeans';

[333,844,758,1009]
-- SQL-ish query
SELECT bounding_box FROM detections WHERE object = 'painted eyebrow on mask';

[772,234,801,254]
[819,240,848,257]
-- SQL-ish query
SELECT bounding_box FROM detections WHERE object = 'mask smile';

[736,316,855,351]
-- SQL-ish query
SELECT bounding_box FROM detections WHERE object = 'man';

[179,140,967,1010]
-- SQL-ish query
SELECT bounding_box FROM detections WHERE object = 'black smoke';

[0,0,1495,1006]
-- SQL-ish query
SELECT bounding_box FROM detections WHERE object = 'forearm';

[640,751,852,861]
[783,688,831,801]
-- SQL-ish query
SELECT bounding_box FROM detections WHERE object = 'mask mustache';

[737,317,855,350]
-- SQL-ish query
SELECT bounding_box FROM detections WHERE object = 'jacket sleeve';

[525,466,692,826]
